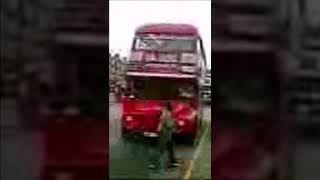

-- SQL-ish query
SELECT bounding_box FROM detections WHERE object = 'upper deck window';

[133,35,196,52]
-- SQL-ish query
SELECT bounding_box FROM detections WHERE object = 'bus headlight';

[178,120,186,127]
[125,115,133,122]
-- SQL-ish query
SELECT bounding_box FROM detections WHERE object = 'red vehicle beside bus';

[121,23,207,140]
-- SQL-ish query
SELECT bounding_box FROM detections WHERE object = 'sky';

[109,0,211,68]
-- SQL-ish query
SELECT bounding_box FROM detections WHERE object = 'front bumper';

[122,118,197,137]
[143,132,159,137]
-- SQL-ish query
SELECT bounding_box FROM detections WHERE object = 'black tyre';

[121,127,129,137]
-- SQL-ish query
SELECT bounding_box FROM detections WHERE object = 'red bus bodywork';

[135,23,199,36]
[122,99,199,137]
[122,23,206,139]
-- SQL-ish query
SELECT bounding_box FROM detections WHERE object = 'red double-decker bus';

[121,23,207,141]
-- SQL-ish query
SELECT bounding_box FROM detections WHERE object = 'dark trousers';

[149,139,177,168]
[160,140,176,163]
[163,140,176,164]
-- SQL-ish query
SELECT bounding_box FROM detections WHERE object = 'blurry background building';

[52,0,107,96]
[1,0,53,97]
[212,0,285,52]
[108,52,127,92]
[212,2,320,180]
[212,0,320,132]
[1,0,54,128]
[202,69,211,103]
[289,0,320,131]
[1,0,108,128]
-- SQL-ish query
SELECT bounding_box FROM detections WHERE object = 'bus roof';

[135,23,199,36]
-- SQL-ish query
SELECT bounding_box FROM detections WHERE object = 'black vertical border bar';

[106,0,110,178]
[210,0,214,179]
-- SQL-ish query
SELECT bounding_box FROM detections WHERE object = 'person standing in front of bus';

[157,102,180,168]
[148,102,180,171]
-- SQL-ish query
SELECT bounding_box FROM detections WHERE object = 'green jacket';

[158,110,175,151]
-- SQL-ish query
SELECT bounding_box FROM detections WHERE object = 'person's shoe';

[168,162,180,168]
[148,164,156,169]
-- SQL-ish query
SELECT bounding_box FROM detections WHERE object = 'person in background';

[120,84,126,98]
[114,83,120,101]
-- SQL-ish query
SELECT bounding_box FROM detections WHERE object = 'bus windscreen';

[134,36,196,52]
